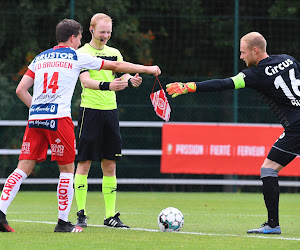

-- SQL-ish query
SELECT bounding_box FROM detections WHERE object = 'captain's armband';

[231,73,246,89]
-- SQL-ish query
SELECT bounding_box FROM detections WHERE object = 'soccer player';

[0,18,161,233]
[74,13,146,229]
[166,31,300,235]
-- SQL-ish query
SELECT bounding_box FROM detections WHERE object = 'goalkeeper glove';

[166,82,196,98]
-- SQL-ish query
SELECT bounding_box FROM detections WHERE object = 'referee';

[74,13,143,228]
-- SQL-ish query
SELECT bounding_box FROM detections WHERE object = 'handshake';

[166,82,197,98]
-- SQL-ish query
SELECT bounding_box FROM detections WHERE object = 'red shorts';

[19,117,76,165]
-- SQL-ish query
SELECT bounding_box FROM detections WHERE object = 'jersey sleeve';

[27,60,35,74]
[237,68,259,89]
[295,59,300,72]
[114,49,124,77]
[195,78,234,92]
[230,73,246,89]
[25,69,35,79]
[116,49,123,62]
[77,51,104,71]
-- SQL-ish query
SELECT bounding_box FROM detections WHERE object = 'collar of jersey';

[53,45,69,50]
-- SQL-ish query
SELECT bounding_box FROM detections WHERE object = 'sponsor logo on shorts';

[21,142,30,154]
[28,119,58,131]
[51,137,64,156]
[30,103,58,115]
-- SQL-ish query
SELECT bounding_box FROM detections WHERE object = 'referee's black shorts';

[267,130,299,166]
[77,107,122,162]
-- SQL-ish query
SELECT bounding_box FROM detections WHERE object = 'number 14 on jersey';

[43,72,59,93]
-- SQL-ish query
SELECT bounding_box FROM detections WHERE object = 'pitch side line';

[10,219,300,241]
[8,212,299,218]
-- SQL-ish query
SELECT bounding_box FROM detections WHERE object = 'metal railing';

[1,120,299,187]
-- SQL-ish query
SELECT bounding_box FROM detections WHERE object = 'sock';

[102,176,117,218]
[262,176,280,227]
[0,168,27,214]
[57,173,74,222]
[74,174,88,213]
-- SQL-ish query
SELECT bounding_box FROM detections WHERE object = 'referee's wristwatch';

[128,78,134,88]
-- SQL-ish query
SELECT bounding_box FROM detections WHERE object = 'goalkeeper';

[166,31,300,235]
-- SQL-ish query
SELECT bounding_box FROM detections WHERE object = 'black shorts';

[267,130,299,166]
[77,107,122,162]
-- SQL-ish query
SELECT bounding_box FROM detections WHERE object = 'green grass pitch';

[1,191,300,249]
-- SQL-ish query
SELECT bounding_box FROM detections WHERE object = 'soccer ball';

[157,207,184,232]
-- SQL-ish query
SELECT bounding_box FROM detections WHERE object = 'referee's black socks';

[262,176,280,227]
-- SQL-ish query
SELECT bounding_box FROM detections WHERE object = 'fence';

[1,120,300,193]
[1,1,300,192]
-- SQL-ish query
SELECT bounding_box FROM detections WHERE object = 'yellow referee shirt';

[78,43,123,110]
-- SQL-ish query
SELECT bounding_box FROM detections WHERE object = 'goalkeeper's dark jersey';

[241,54,300,130]
[195,54,300,130]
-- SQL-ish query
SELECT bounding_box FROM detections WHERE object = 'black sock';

[262,176,280,227]
[0,210,6,220]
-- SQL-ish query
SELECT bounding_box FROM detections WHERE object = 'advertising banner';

[161,123,300,176]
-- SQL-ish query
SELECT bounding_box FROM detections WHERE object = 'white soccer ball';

[157,207,184,232]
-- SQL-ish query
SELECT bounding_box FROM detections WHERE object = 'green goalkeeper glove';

[166,82,196,98]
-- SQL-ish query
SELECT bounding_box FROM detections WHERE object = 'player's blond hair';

[241,32,267,52]
[90,13,112,28]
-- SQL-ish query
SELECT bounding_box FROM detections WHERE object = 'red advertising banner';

[161,123,300,176]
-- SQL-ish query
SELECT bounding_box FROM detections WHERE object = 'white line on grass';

[10,219,300,241]
[9,212,54,214]
[9,212,298,219]
[122,213,297,218]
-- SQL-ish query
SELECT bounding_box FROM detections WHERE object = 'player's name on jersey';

[35,61,73,71]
